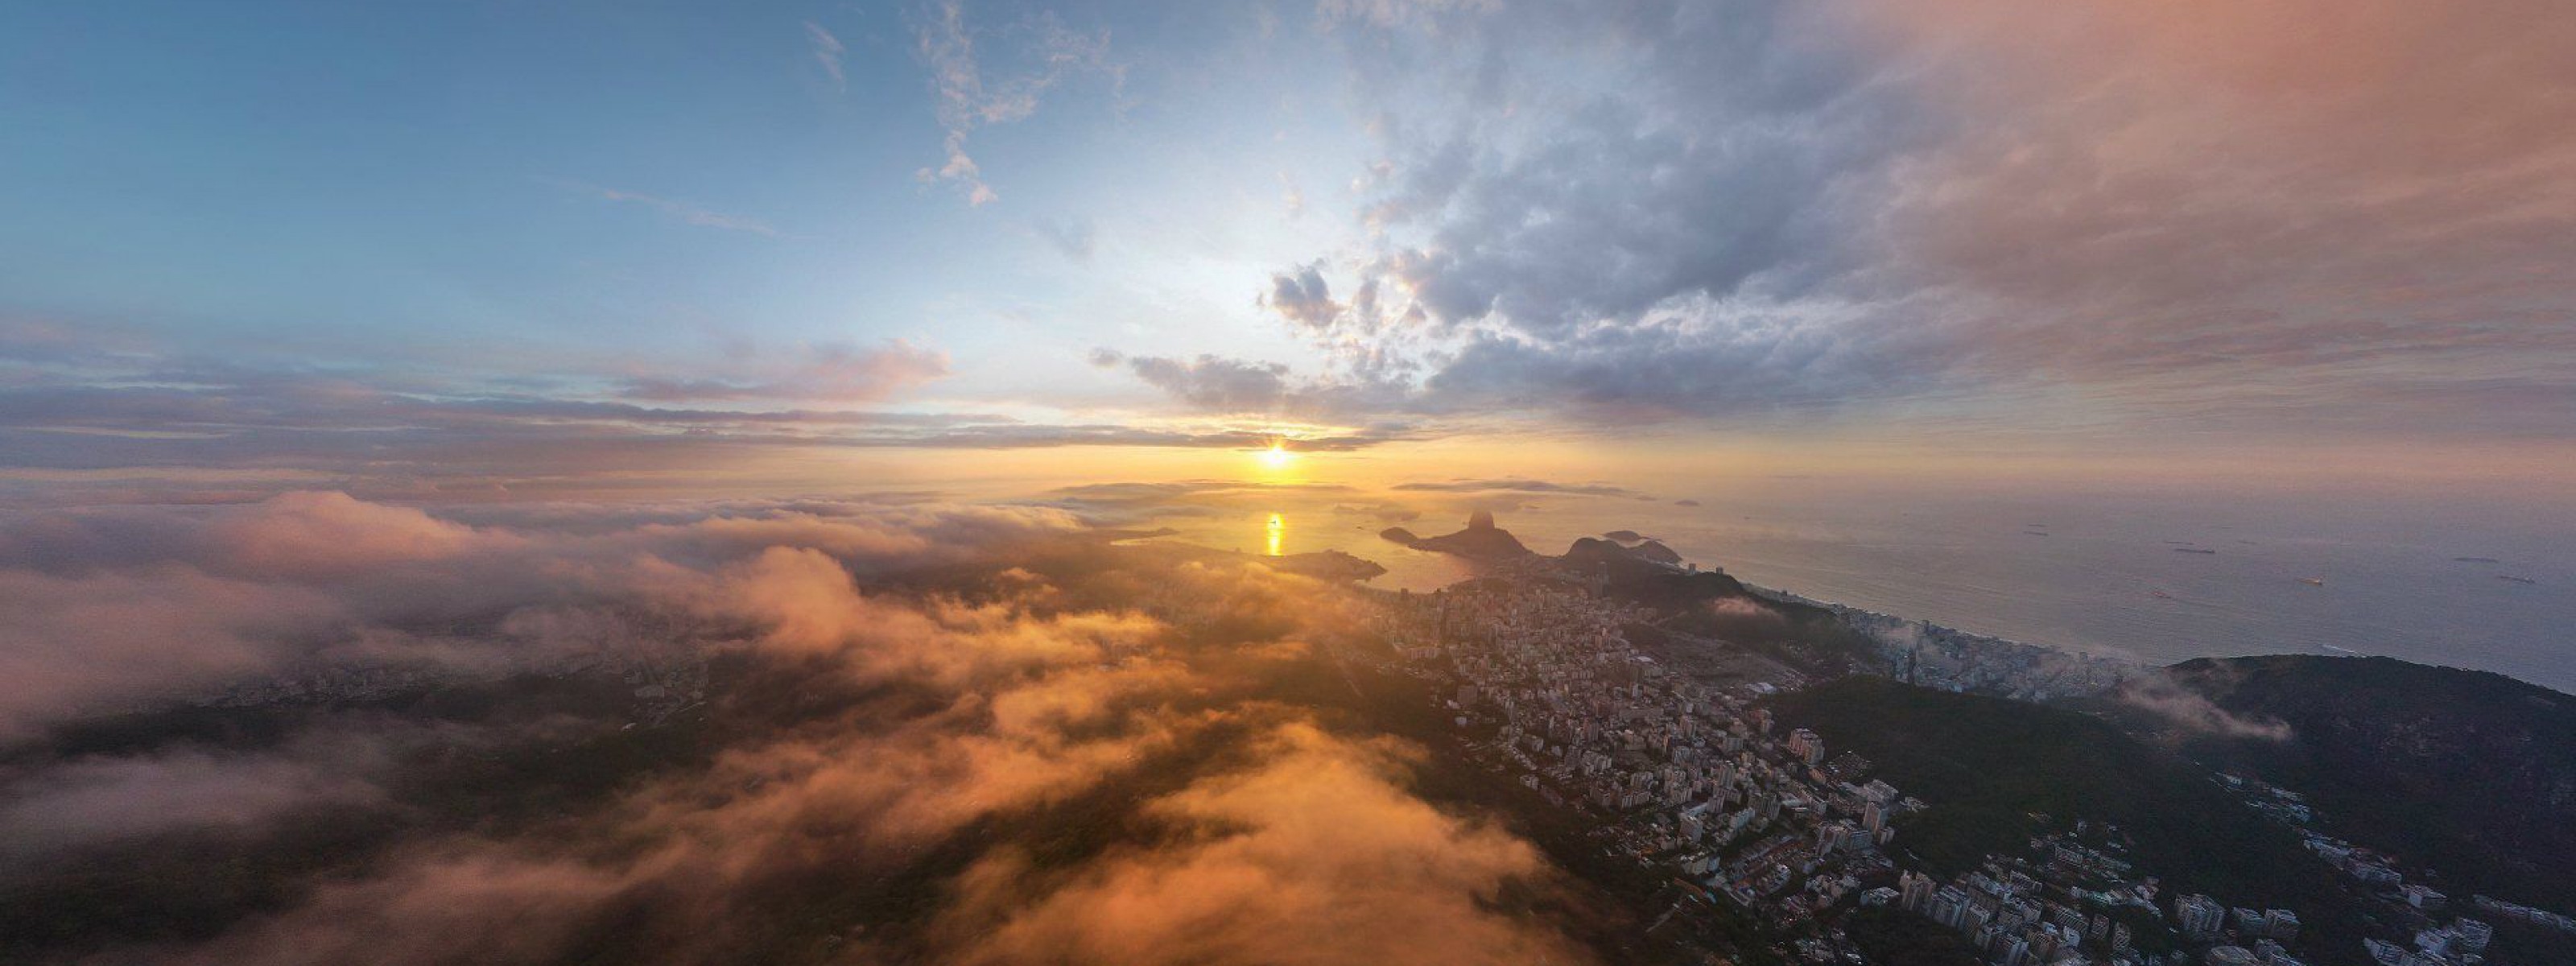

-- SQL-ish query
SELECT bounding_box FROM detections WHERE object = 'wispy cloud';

[1393,478,1649,499]
[0,328,1417,506]
[1031,214,1096,262]
[620,340,952,404]
[551,179,780,237]
[803,21,847,91]
[914,0,1119,206]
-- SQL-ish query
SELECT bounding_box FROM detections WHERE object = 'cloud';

[200,491,522,579]
[1033,213,1098,262]
[0,565,341,735]
[803,21,846,90]
[1039,479,1363,526]
[1331,502,1419,523]
[121,844,634,966]
[3,494,1596,964]
[0,490,510,579]
[553,180,782,237]
[914,0,1121,206]
[1264,262,1341,331]
[1108,352,1419,422]
[0,743,387,858]
[1704,596,1784,625]
[619,339,952,403]
[0,493,1105,734]
[939,722,1596,966]
[1223,0,2576,440]
[2117,671,2293,742]
[0,332,1426,505]
[1393,477,1645,499]
[1419,301,1918,420]
[1125,354,1293,412]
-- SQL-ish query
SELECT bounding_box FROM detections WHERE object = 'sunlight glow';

[1258,441,1297,472]
[1265,512,1285,557]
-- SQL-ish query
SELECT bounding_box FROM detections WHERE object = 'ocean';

[1144,484,2576,695]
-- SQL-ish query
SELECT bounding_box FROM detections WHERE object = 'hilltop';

[2120,655,2576,913]
[1567,537,1880,675]
[1770,676,2378,962]
[1568,535,1684,566]
[1379,510,1536,560]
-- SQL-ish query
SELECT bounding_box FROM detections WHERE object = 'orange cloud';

[941,721,1596,966]
[2,493,1596,965]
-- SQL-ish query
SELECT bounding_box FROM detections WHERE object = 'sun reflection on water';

[1265,512,1285,556]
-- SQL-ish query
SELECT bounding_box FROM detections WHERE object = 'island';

[1379,510,1536,561]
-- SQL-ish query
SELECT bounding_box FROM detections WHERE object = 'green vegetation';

[2153,655,2576,913]
[1580,549,1879,674]
[1769,676,2384,964]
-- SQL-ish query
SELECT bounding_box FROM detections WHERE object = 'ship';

[2300,577,2325,587]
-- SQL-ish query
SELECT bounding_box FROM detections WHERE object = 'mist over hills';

[1770,677,2377,956]
[2112,656,2576,914]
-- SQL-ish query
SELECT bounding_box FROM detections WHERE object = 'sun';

[1257,441,1298,471]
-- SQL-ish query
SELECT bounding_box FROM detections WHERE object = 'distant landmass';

[1571,535,1684,566]
[1381,514,1880,676]
[1564,535,1880,675]
[1378,510,1534,560]
[1264,548,1389,582]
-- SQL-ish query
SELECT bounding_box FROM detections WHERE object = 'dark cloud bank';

[0,493,1609,964]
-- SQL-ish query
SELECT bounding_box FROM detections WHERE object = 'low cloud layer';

[0,493,1597,964]
[0,493,1088,733]
[941,723,1589,966]
[0,741,388,858]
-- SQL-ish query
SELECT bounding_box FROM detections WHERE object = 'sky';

[2,0,2573,507]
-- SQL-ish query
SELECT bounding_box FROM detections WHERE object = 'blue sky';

[2,2,1349,398]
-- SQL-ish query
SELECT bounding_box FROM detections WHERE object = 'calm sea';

[1148,485,2576,695]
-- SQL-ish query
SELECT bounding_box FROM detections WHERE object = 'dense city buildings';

[1364,540,2544,966]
